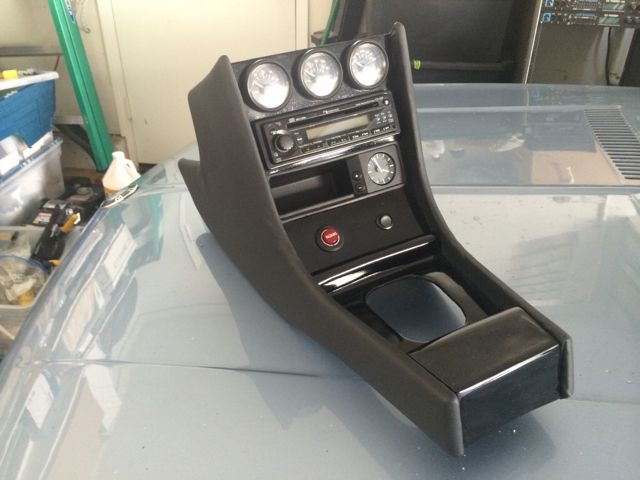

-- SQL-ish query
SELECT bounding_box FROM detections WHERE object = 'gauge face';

[246,62,290,110]
[348,42,388,88]
[300,51,342,98]
[367,152,395,185]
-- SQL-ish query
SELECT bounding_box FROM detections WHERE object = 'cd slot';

[288,100,379,129]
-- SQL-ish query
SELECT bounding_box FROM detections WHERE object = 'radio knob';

[274,133,295,153]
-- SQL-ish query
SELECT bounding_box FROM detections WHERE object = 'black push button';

[376,214,393,230]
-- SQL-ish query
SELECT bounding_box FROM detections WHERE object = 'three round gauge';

[245,41,388,111]
[245,62,291,111]
[347,42,388,89]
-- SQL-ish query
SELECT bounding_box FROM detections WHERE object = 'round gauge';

[246,62,291,111]
[367,152,396,185]
[299,51,342,98]
[348,42,388,89]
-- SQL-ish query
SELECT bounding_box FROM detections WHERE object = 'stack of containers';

[0,71,66,356]
[0,71,65,224]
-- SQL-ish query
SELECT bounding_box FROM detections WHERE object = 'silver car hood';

[0,84,638,479]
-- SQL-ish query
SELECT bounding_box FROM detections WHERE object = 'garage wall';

[104,0,305,164]
[1,0,334,165]
[309,0,333,35]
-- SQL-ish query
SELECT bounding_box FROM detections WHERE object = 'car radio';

[255,92,399,167]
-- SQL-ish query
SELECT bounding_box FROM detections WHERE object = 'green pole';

[48,0,113,171]
[320,0,341,46]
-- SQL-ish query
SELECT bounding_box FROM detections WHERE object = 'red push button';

[317,226,343,251]
[321,228,340,246]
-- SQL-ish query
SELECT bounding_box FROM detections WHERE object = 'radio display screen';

[306,114,370,140]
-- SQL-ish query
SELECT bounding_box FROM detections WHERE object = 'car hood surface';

[0,84,638,479]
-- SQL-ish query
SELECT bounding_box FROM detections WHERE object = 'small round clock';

[367,152,396,185]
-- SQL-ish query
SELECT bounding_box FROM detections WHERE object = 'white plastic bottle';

[102,151,140,195]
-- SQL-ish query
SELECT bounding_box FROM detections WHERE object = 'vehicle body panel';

[0,84,638,479]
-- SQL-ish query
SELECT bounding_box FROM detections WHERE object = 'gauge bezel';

[346,40,389,90]
[244,60,292,112]
[296,49,343,99]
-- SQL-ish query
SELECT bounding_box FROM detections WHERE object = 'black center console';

[179,23,573,456]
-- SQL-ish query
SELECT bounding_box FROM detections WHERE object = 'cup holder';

[365,275,467,343]
[366,273,565,445]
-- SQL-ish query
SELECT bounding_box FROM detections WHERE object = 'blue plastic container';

[0,80,56,147]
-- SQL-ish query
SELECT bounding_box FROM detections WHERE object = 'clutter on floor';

[0,68,121,358]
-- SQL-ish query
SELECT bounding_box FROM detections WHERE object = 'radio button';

[372,128,382,134]
[274,133,295,153]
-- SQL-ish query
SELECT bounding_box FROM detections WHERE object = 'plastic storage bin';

[0,225,80,358]
[0,138,64,226]
[0,77,56,147]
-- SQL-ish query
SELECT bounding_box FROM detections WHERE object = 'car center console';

[179,23,573,456]
[232,39,422,274]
